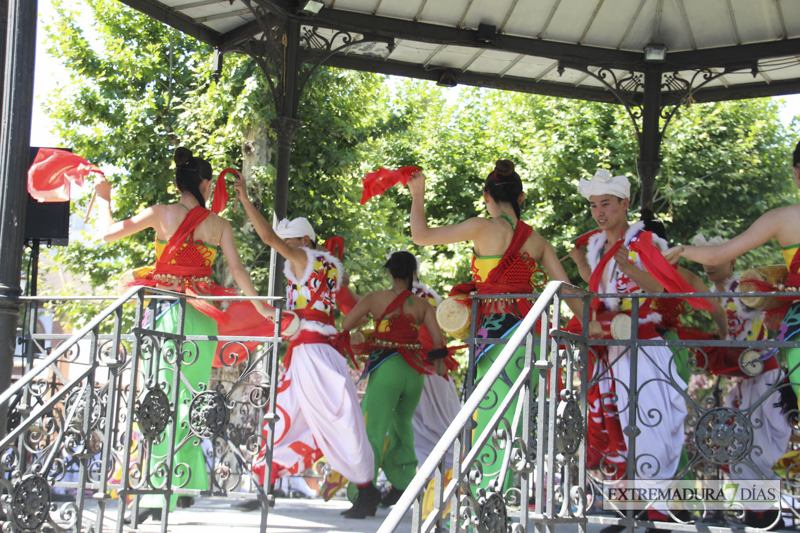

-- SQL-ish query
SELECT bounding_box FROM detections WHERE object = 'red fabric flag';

[27,148,103,203]
[575,229,602,247]
[211,168,238,214]
[323,236,345,260]
[360,166,419,204]
[629,232,714,312]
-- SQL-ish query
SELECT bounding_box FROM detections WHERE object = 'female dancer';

[408,160,582,492]
[95,147,275,519]
[340,251,447,517]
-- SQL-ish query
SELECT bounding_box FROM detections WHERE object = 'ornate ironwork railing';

[3,287,285,533]
[379,282,800,533]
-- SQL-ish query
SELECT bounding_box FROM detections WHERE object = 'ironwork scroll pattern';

[1,291,282,532]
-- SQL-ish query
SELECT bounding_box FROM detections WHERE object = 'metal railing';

[379,283,800,533]
[3,287,286,533]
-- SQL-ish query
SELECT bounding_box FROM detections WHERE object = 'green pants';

[140,303,214,510]
[362,355,425,490]
[473,320,539,493]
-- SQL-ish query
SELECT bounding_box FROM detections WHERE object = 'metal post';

[636,66,663,213]
[0,0,38,439]
[268,17,302,300]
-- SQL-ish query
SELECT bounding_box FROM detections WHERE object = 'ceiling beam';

[304,52,622,104]
[311,7,643,68]
[668,38,800,69]
[688,77,800,103]
[117,0,222,46]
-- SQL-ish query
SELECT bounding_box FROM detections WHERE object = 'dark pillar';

[0,0,38,438]
[267,18,302,299]
[636,66,663,213]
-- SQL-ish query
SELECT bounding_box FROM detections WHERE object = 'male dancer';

[692,233,791,530]
[570,169,711,529]
[233,178,377,515]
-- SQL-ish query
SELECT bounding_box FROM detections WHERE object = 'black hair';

[383,251,417,291]
[174,147,213,208]
[793,140,800,168]
[640,207,668,243]
[484,159,523,219]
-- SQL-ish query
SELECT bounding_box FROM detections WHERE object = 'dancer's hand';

[663,246,684,265]
[255,302,276,321]
[613,244,631,273]
[568,246,586,264]
[233,176,251,205]
[94,177,111,202]
[407,169,426,198]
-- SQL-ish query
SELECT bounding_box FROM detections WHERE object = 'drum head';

[739,349,764,377]
[437,298,470,338]
[610,314,631,340]
[281,311,300,338]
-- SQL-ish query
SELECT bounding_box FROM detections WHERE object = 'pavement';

[77,496,614,532]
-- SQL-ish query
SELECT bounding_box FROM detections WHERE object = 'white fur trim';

[293,319,339,338]
[284,247,344,291]
[586,231,607,271]
[413,281,442,306]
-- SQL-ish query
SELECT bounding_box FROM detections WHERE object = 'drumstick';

[559,253,570,262]
[83,191,97,223]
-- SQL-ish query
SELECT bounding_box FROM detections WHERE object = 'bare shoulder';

[773,204,800,245]
[522,227,548,261]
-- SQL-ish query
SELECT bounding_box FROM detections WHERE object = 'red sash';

[589,230,713,315]
[449,221,537,319]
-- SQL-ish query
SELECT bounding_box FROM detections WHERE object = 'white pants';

[725,368,791,496]
[259,342,374,485]
[412,374,462,470]
[600,343,688,483]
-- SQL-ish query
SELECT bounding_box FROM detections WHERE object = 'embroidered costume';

[254,247,374,486]
[585,221,688,489]
[448,215,547,491]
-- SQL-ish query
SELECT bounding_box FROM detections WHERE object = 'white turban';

[692,233,726,247]
[275,217,316,242]
[577,169,631,200]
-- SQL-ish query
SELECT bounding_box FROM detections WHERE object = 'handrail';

[378,280,565,533]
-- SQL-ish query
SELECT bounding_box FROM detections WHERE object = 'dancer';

[571,169,715,528]
[94,147,277,519]
[340,251,447,513]
[233,178,375,517]
[408,160,583,493]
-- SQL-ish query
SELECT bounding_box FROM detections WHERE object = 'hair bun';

[495,159,515,177]
[174,147,193,168]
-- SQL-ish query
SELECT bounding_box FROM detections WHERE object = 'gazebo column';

[0,0,38,437]
[267,18,302,299]
[636,66,664,213]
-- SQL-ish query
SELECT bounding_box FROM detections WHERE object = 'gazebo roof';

[121,0,800,104]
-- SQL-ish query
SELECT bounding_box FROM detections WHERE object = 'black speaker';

[24,147,70,246]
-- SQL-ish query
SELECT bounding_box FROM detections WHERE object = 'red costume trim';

[449,220,544,323]
[370,290,435,375]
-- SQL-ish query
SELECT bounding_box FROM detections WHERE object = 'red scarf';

[590,229,713,312]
